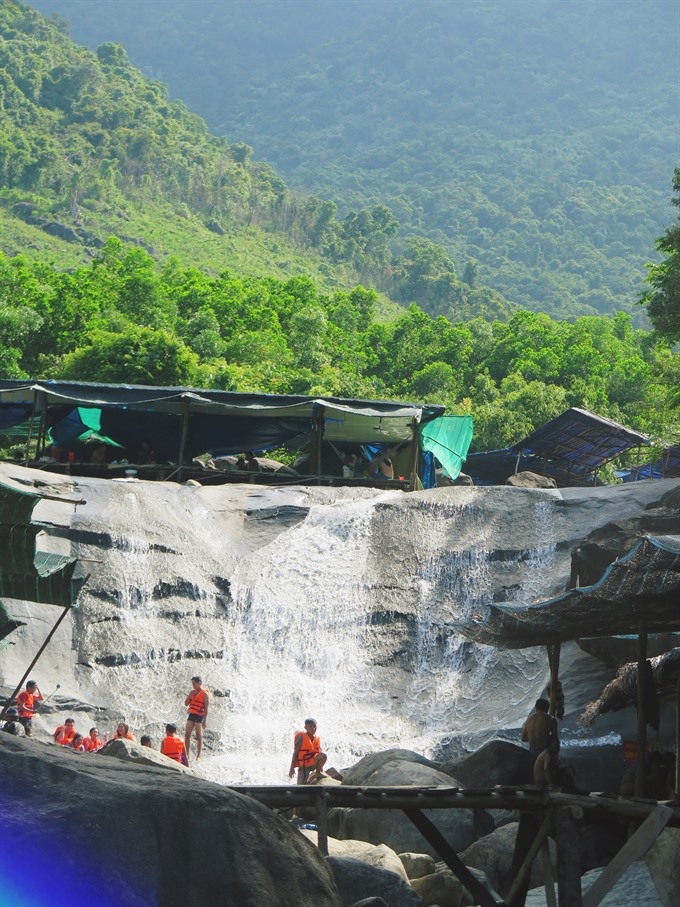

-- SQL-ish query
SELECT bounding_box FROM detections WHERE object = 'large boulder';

[440,740,534,787]
[98,736,192,773]
[300,831,409,882]
[0,734,341,907]
[341,750,440,786]
[506,472,557,489]
[329,759,492,858]
[460,823,555,894]
[326,856,422,907]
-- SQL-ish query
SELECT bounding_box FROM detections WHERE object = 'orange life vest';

[161,734,186,763]
[83,735,103,752]
[187,688,208,718]
[54,725,76,746]
[295,731,321,767]
[17,690,36,718]
[114,731,135,740]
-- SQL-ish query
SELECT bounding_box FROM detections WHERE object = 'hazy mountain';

[28,0,680,320]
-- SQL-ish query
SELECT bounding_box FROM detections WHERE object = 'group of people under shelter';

[1,676,210,768]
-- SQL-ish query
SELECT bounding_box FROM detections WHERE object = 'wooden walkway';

[229,784,680,907]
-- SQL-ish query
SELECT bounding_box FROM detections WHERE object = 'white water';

[3,477,589,786]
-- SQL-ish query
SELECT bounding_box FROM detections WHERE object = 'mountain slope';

[28,0,680,320]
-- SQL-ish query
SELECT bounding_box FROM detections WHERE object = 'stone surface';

[98,736,192,772]
[506,471,557,488]
[0,733,341,907]
[398,853,437,880]
[410,868,463,906]
[644,826,680,907]
[329,760,491,858]
[459,822,556,894]
[525,860,667,907]
[440,740,534,787]
[326,856,422,907]
[300,832,409,882]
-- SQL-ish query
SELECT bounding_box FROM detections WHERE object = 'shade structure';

[466,407,651,487]
[624,444,680,482]
[0,480,85,644]
[452,535,680,649]
[0,379,445,462]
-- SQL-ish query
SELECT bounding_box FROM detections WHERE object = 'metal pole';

[176,398,190,482]
[23,389,38,466]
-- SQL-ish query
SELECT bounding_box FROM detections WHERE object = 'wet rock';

[326,856,422,907]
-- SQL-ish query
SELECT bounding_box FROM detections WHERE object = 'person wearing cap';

[184,675,209,763]
[1,706,26,737]
[289,719,326,784]
[16,680,43,737]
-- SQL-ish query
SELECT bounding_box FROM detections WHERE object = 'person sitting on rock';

[534,734,577,791]
[289,718,326,785]
[112,721,135,741]
[82,727,104,753]
[53,717,77,746]
[69,733,86,752]
[1,706,26,736]
[140,735,154,748]
[160,723,188,765]
[521,698,558,753]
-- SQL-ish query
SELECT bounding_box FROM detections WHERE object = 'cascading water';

[6,470,656,787]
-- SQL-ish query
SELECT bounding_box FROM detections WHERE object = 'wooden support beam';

[635,619,648,798]
[581,804,672,907]
[505,811,552,906]
[316,789,329,856]
[404,808,506,907]
[542,840,557,907]
[555,806,582,907]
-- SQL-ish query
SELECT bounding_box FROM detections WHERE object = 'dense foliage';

[1,239,678,453]
[640,168,680,345]
[30,0,679,321]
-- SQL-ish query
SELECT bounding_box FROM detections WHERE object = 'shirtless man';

[521,698,557,753]
[184,675,209,762]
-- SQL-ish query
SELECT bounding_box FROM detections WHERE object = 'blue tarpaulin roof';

[466,407,650,487]
[622,444,680,482]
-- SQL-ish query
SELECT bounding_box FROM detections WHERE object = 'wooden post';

[309,404,325,483]
[316,789,329,856]
[542,840,557,907]
[408,417,420,490]
[676,677,680,797]
[505,810,552,906]
[176,397,191,482]
[555,806,582,906]
[634,618,648,798]
[548,643,561,718]
[23,389,38,465]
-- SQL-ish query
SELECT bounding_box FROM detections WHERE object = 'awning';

[419,415,474,480]
[451,535,680,649]
[466,407,650,487]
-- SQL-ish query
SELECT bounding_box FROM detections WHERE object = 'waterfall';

[7,470,644,786]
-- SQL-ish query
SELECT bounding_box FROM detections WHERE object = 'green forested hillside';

[0,0,678,460]
[29,0,680,321]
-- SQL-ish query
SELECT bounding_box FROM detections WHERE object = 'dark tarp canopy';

[0,379,445,463]
[623,444,680,482]
[452,535,680,649]
[466,407,651,487]
[0,480,85,644]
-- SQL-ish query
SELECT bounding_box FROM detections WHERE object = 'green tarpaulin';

[420,415,474,480]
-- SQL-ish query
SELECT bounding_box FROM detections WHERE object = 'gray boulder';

[460,822,555,894]
[440,739,534,787]
[0,734,341,907]
[327,856,422,907]
[341,749,440,786]
[506,472,557,489]
[329,759,492,858]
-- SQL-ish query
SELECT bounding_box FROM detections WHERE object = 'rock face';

[326,856,422,907]
[2,463,679,785]
[0,733,341,907]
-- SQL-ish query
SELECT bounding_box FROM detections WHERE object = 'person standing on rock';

[289,718,326,784]
[184,675,209,762]
[16,680,43,737]
[521,698,558,753]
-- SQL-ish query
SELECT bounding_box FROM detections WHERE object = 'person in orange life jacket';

[69,733,86,752]
[289,719,327,785]
[113,721,135,741]
[53,718,77,746]
[82,727,104,752]
[17,680,43,737]
[160,723,189,765]
[184,675,209,762]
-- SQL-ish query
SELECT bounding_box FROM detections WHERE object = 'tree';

[640,168,680,342]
